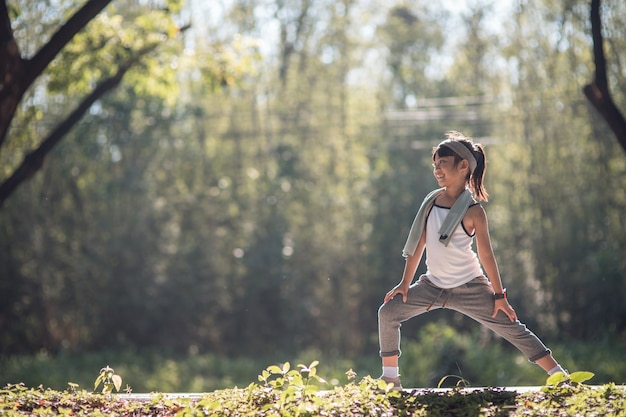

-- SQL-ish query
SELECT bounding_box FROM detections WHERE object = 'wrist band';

[492,288,507,300]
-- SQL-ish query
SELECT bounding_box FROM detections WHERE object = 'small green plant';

[436,364,470,389]
[437,374,470,389]
[544,371,595,388]
[93,365,123,394]
[258,360,327,388]
[345,368,357,381]
[254,360,329,414]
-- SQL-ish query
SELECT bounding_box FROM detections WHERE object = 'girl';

[378,131,566,389]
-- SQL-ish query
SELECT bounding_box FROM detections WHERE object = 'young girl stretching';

[378,131,567,389]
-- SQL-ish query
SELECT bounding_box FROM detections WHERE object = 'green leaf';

[290,374,303,386]
[94,374,103,391]
[267,365,282,374]
[304,385,319,395]
[377,379,392,392]
[112,374,122,392]
[546,371,567,386]
[570,371,595,384]
[313,375,327,384]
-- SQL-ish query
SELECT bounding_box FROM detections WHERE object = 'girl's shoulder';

[468,198,481,210]
[467,201,484,214]
[465,202,488,229]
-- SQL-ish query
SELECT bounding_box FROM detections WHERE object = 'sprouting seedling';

[94,365,123,394]
[437,374,470,389]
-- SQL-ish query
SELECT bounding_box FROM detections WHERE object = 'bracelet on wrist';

[492,288,507,300]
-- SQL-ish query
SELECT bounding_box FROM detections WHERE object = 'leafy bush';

[1,362,624,417]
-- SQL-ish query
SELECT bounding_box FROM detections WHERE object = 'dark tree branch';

[0,0,25,148]
[0,66,127,208]
[25,0,112,86]
[589,0,607,91]
[0,0,188,208]
[0,1,12,45]
[583,0,626,153]
[0,0,112,147]
[0,41,160,208]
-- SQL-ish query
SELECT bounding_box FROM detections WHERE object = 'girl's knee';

[378,302,390,318]
[378,300,398,322]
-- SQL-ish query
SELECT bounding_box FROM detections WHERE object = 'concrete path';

[113,385,619,401]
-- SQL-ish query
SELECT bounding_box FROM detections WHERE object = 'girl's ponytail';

[470,143,488,202]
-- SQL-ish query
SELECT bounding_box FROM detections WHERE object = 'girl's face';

[432,153,465,187]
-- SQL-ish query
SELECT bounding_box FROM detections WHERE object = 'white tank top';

[425,204,484,288]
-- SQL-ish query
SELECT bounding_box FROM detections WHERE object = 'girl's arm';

[384,231,426,304]
[471,205,518,322]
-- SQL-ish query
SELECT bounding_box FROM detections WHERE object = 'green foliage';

[46,1,182,100]
[93,366,122,394]
[2,334,625,395]
[252,361,330,415]
[545,371,595,388]
[1,362,625,417]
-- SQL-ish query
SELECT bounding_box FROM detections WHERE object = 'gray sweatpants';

[378,275,551,362]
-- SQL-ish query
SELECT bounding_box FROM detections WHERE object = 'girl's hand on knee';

[492,299,517,322]
[384,284,408,304]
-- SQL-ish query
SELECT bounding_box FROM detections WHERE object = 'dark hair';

[432,131,489,202]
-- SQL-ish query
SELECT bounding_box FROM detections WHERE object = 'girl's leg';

[535,354,559,372]
[446,277,565,374]
[382,355,398,367]
[535,354,568,375]
[378,277,446,369]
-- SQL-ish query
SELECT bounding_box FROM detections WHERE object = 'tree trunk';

[583,0,626,153]
[0,0,112,147]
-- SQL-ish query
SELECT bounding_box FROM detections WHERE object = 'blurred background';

[1,0,625,391]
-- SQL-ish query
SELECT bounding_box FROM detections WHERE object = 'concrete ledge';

[113,385,622,401]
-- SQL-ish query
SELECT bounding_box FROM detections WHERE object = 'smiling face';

[432,148,470,188]
[432,154,459,187]
[432,136,489,201]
